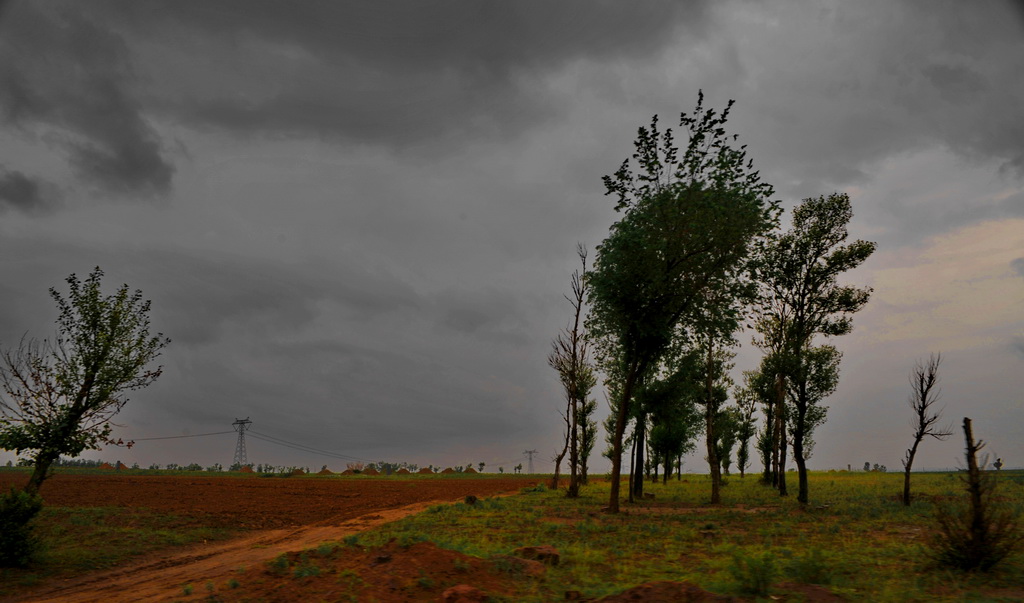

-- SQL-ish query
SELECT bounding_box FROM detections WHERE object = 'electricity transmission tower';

[233,417,252,467]
[524,449,537,474]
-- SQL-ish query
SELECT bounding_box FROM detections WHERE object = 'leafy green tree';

[0,268,169,495]
[588,93,777,512]
[753,193,875,504]
[644,361,701,485]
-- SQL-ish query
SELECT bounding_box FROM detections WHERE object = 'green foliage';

[752,192,875,503]
[589,92,778,511]
[0,488,43,567]
[785,547,833,585]
[728,548,776,596]
[266,553,290,575]
[0,267,169,493]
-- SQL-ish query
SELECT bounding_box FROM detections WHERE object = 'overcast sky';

[1,1,1021,474]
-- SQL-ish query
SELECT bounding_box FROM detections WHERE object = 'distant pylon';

[233,417,252,467]
[524,449,538,474]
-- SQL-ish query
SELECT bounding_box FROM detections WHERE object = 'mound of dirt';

[464,467,477,474]
[239,465,254,473]
[317,468,332,475]
[395,468,411,475]
[97,463,114,470]
[224,539,525,602]
[418,467,434,474]
[441,467,456,474]
[362,467,380,476]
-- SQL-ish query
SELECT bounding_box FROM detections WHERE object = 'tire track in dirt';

[18,499,450,603]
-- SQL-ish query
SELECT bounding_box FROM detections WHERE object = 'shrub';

[0,487,43,567]
[930,477,1022,571]
[929,418,1023,572]
[785,548,832,585]
[728,549,776,596]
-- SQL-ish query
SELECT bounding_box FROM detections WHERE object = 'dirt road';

[2,473,536,602]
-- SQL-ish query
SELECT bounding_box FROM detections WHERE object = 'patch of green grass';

[347,471,1024,601]
[0,506,239,598]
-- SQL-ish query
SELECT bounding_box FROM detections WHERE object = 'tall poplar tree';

[587,92,777,512]
[752,193,875,505]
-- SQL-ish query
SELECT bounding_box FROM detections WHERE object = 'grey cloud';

[1012,336,1024,359]
[98,1,708,148]
[0,3,175,197]
[0,167,52,211]
[737,0,1024,189]
[126,250,421,348]
[1012,257,1024,278]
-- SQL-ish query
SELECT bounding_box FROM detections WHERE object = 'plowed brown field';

[0,473,538,602]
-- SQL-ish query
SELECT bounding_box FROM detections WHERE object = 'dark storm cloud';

[0,167,51,211]
[739,0,1024,196]
[0,3,174,197]
[120,249,423,348]
[100,0,707,147]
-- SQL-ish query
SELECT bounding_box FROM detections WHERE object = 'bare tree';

[902,353,952,506]
[548,244,595,496]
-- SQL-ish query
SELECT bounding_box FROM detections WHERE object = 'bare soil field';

[0,473,538,602]
[0,473,536,529]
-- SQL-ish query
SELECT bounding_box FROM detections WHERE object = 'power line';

[247,430,372,462]
[133,430,234,441]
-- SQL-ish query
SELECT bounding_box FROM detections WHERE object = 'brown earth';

[0,473,537,602]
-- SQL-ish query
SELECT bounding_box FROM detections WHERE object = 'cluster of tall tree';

[559,92,876,510]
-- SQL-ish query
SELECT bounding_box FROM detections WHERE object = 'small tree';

[549,245,595,496]
[0,267,169,495]
[931,418,1022,571]
[902,353,952,506]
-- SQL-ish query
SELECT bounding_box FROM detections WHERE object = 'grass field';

[346,470,1024,601]
[2,468,1022,601]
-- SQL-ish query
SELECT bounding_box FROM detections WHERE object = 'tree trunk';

[24,451,58,496]
[963,418,985,537]
[794,384,809,505]
[568,392,580,497]
[632,416,645,499]
[774,373,788,497]
[550,446,567,490]
[793,429,808,505]
[778,419,788,497]
[902,438,921,506]
[550,398,571,490]
[627,438,635,504]
[707,416,721,504]
[607,359,641,513]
